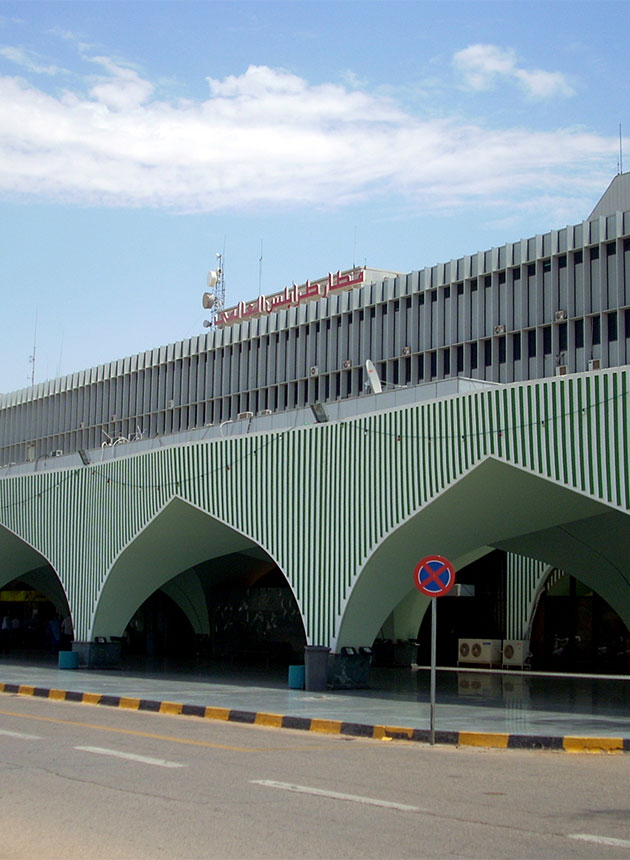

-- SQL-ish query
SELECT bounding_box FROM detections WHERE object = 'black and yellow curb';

[2,682,628,753]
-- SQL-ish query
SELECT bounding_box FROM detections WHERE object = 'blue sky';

[0,0,627,393]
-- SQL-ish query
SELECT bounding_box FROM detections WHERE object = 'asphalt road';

[0,694,629,860]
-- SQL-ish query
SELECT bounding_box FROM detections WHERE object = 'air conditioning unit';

[401,345,411,356]
[343,359,352,369]
[588,358,601,371]
[258,409,272,416]
[502,640,531,668]
[458,638,502,666]
[167,399,174,409]
[236,411,253,420]
[555,365,568,376]
[310,366,319,377]
[554,309,567,322]
[51,449,63,458]
[493,324,506,335]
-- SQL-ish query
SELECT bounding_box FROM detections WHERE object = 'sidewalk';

[1,657,630,752]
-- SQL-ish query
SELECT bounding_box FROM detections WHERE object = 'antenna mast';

[620,123,624,175]
[201,252,226,328]
[28,312,38,386]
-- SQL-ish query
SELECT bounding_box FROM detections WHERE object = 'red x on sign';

[413,555,456,597]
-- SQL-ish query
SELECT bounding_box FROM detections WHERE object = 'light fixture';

[310,402,329,423]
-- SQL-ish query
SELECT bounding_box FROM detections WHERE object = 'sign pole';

[430,597,436,745]
[413,554,456,748]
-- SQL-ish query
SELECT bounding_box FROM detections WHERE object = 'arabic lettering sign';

[215,268,366,328]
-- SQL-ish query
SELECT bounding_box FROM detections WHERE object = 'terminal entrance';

[0,568,71,657]
[119,552,306,669]
[400,552,630,675]
[530,575,630,674]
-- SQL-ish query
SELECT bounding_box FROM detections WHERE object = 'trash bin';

[288,665,305,689]
[58,650,79,670]
[304,645,330,691]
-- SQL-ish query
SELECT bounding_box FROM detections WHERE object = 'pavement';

[1,656,630,752]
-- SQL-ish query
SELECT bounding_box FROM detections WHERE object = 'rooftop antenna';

[620,123,624,175]
[28,312,38,386]
[353,226,357,269]
[201,246,226,328]
[56,330,64,379]
[258,239,263,297]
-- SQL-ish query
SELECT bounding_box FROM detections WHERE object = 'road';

[0,693,629,859]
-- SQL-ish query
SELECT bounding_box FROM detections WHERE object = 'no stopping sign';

[413,555,456,597]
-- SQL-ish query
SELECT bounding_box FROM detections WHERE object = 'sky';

[0,0,628,394]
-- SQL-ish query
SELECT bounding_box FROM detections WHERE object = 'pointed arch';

[0,524,71,617]
[90,495,307,642]
[334,457,622,650]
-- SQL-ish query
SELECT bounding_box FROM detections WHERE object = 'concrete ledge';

[1,680,627,754]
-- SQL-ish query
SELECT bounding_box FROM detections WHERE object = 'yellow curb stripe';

[309,718,342,735]
[159,701,183,716]
[563,736,623,753]
[2,681,629,755]
[254,712,284,728]
[48,689,67,701]
[204,706,230,721]
[459,732,510,748]
[373,725,414,741]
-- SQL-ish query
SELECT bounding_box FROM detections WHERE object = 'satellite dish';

[365,359,382,394]
[202,292,215,309]
[206,270,218,288]
[202,319,212,328]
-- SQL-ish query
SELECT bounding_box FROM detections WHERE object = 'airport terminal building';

[1,173,630,468]
[0,173,629,675]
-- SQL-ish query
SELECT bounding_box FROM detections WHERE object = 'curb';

[2,682,628,754]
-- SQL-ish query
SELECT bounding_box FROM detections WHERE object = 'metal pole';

[430,597,436,745]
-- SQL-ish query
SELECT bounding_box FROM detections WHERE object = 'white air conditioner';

[236,411,253,420]
[588,358,601,371]
[401,345,411,356]
[343,359,352,370]
[310,366,319,377]
[555,365,568,376]
[493,324,506,335]
[167,399,174,409]
[258,409,272,416]
[458,638,502,665]
[554,309,567,322]
[51,449,63,458]
[502,640,531,668]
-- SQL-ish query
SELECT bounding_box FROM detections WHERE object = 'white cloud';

[88,56,154,110]
[0,44,62,75]
[453,44,574,99]
[0,56,611,214]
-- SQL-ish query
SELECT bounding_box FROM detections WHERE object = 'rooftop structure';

[1,174,629,468]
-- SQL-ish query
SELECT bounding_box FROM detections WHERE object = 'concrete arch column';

[160,569,210,636]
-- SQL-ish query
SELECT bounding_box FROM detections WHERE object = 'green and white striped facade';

[0,366,628,654]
